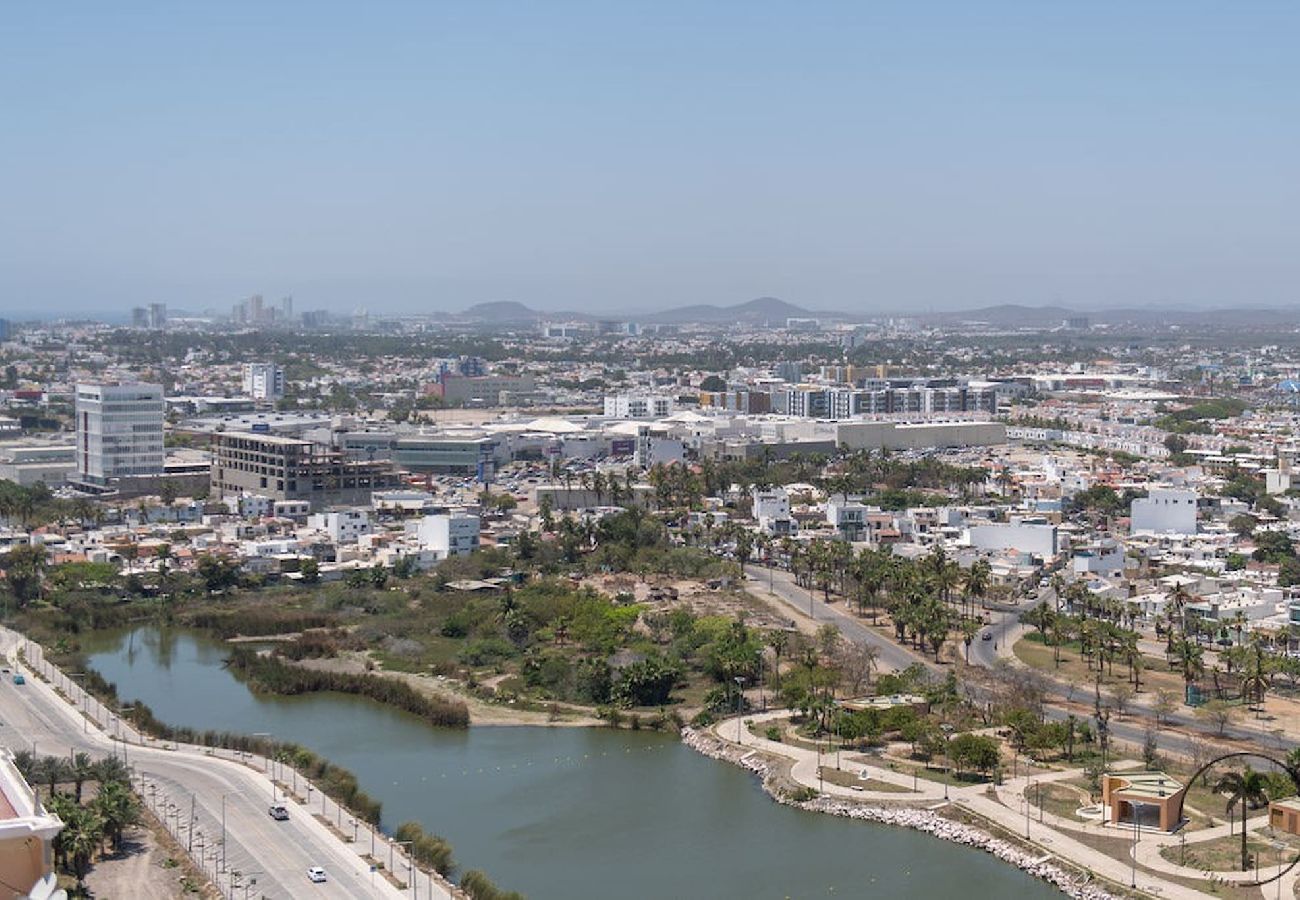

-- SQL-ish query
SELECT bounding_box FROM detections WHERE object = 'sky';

[2,1,1298,318]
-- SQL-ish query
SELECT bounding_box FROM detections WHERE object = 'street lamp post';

[1130,802,1140,889]
[220,793,228,874]
[117,706,136,766]
[251,732,274,799]
[69,673,88,733]
[733,676,745,743]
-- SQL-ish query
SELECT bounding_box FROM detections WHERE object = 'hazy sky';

[3,2,1298,318]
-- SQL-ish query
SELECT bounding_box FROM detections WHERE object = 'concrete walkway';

[717,711,1237,899]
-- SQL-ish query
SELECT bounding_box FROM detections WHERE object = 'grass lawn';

[1014,633,1181,696]
[817,766,915,793]
[1160,824,1300,875]
[1030,781,1093,821]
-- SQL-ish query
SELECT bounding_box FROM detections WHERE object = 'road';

[0,631,446,900]
[744,563,919,673]
[745,564,1297,762]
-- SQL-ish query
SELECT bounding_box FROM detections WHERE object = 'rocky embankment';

[682,727,1119,900]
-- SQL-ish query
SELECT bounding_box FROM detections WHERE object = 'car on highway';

[268,804,289,820]
[307,866,327,883]
[981,632,993,641]
[11,674,24,685]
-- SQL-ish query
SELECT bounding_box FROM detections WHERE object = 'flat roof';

[216,431,312,446]
[1108,771,1183,800]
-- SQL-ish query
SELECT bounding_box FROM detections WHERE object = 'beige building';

[1101,771,1186,832]
[0,749,64,900]
[1269,797,1300,835]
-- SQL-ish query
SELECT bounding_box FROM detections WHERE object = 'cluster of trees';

[229,646,471,727]
[775,542,991,664]
[13,753,139,890]
[641,450,990,513]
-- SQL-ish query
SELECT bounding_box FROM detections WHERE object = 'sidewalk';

[717,711,1222,899]
[8,630,457,900]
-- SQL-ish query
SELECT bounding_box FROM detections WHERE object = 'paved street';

[744,563,920,673]
[0,630,449,900]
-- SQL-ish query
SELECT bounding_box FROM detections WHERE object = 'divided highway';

[0,629,446,900]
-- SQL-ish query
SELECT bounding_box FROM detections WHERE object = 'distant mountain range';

[455,297,1300,330]
[457,296,848,326]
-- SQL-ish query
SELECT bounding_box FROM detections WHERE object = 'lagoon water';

[84,627,1062,899]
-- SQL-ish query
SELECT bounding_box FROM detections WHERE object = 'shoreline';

[680,726,1121,900]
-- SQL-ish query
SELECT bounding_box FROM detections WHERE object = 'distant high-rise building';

[242,362,285,401]
[774,361,804,383]
[148,302,167,329]
[75,383,165,484]
[131,307,149,328]
[249,294,265,324]
[0,319,13,341]
[280,295,294,321]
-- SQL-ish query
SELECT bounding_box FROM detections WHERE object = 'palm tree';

[1167,582,1194,637]
[963,559,991,618]
[70,752,94,803]
[1173,637,1204,704]
[960,619,981,663]
[93,779,140,851]
[1214,768,1271,871]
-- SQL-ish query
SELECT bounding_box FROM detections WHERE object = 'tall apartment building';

[242,362,286,400]
[772,385,996,419]
[74,382,165,485]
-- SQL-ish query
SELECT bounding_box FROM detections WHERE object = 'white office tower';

[243,362,286,400]
[75,383,165,484]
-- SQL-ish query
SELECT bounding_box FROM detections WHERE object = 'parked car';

[307,867,327,883]
[268,804,289,821]
[12,674,25,685]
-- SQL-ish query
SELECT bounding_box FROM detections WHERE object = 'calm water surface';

[84,626,1063,900]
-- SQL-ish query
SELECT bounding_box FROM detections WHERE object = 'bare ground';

[83,818,213,900]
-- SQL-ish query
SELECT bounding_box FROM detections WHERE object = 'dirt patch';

[581,573,796,632]
[84,816,214,900]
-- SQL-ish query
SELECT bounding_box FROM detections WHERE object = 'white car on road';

[307,866,327,883]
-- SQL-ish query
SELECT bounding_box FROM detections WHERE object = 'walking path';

[713,710,1287,900]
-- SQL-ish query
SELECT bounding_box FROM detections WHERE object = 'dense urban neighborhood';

[4,306,1300,898]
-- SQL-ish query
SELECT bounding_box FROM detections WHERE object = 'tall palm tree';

[93,779,140,851]
[963,559,991,618]
[1167,582,1194,637]
[1173,637,1204,704]
[1213,768,1271,871]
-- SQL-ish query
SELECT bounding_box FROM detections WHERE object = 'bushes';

[612,656,679,708]
[226,646,470,728]
[185,608,337,639]
[459,637,517,667]
[460,869,525,900]
[393,821,455,875]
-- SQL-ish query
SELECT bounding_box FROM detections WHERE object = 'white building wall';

[966,522,1058,557]
[1130,488,1198,535]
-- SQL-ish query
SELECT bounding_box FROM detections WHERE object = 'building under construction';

[210,430,401,508]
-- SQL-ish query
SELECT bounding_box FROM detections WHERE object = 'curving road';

[744,564,1295,762]
[0,631,443,900]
